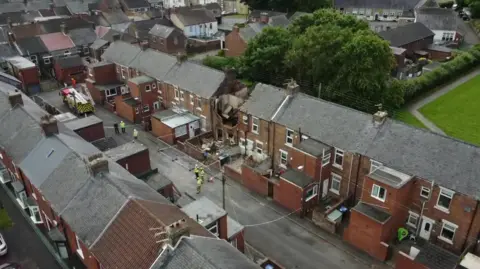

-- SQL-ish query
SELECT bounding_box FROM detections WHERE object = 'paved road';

[0,186,62,269]
[407,68,480,133]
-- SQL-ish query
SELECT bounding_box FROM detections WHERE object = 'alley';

[0,185,63,269]
[38,90,388,269]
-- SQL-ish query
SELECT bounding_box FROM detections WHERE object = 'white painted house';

[163,0,187,9]
[171,7,218,38]
[415,8,463,44]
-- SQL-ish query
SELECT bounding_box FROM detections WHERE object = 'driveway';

[0,186,63,269]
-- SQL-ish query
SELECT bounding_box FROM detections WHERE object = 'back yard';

[419,75,480,145]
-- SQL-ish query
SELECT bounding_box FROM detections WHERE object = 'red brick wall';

[427,49,451,61]
[288,148,317,179]
[86,80,105,104]
[90,63,117,85]
[74,122,105,142]
[241,164,268,196]
[274,179,302,212]
[19,67,39,86]
[63,222,101,269]
[218,215,228,240]
[395,251,428,269]
[232,230,245,253]
[224,165,242,182]
[225,29,247,57]
[151,117,175,145]
[115,96,136,123]
[115,149,151,176]
[54,64,86,85]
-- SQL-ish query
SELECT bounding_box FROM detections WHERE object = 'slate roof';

[40,32,76,51]
[378,22,434,47]
[172,7,216,26]
[101,40,142,66]
[0,2,25,13]
[90,38,109,50]
[104,140,147,161]
[15,36,48,55]
[239,83,286,119]
[25,1,51,11]
[53,6,72,16]
[101,10,130,25]
[248,10,286,20]
[100,28,137,43]
[415,243,460,269]
[288,11,311,22]
[294,139,330,157]
[238,16,290,42]
[148,24,175,38]
[56,55,84,68]
[416,8,458,31]
[64,0,98,14]
[0,26,8,44]
[153,236,260,269]
[127,18,173,40]
[123,0,150,9]
[68,28,97,46]
[0,44,18,62]
[245,83,480,199]
[63,115,102,130]
[334,0,421,9]
[38,9,56,17]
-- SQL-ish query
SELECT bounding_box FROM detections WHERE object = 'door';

[419,217,434,240]
[322,179,329,198]
[267,182,274,198]
[188,124,195,138]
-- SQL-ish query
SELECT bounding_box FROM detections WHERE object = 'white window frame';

[370,160,382,172]
[438,220,458,244]
[420,186,430,199]
[242,115,248,124]
[29,205,43,224]
[207,222,219,236]
[435,187,454,213]
[322,152,331,167]
[152,83,157,90]
[32,192,37,200]
[195,96,202,111]
[64,50,71,56]
[190,94,194,105]
[330,173,341,195]
[153,101,160,110]
[116,65,120,73]
[76,47,82,54]
[406,211,419,228]
[371,184,386,202]
[251,117,259,134]
[105,88,117,97]
[43,56,52,64]
[180,91,185,101]
[88,68,93,77]
[143,105,150,112]
[174,88,180,100]
[145,85,151,92]
[230,238,237,248]
[30,55,38,64]
[285,129,294,146]
[255,141,263,154]
[83,46,89,54]
[135,107,139,114]
[16,190,28,209]
[333,148,344,169]
[76,236,84,259]
[305,184,318,202]
[279,149,288,167]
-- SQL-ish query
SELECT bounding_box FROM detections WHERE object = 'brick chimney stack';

[373,104,388,125]
[166,219,190,247]
[8,90,23,107]
[40,115,59,136]
[88,153,109,176]
[285,79,300,96]
[60,23,67,35]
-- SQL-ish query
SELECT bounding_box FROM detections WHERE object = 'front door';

[419,217,434,240]
[322,179,329,198]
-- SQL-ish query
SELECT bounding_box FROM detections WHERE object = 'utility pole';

[222,175,226,210]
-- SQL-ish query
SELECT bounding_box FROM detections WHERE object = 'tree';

[239,27,292,84]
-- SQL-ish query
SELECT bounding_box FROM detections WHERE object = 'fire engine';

[60,87,95,115]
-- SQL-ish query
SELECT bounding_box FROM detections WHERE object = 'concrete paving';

[0,186,63,269]
[407,68,480,134]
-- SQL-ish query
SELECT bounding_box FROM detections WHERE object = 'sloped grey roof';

[148,24,175,38]
[69,28,98,46]
[416,8,458,31]
[0,44,19,62]
[90,38,109,50]
[130,48,177,80]
[238,16,289,42]
[101,41,142,66]
[334,0,421,9]
[172,7,216,26]
[378,22,434,47]
[239,83,286,119]
[289,11,310,22]
[269,15,290,28]
[0,2,25,13]
[155,236,259,269]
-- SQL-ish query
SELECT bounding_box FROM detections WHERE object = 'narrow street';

[0,185,63,269]
[37,89,390,269]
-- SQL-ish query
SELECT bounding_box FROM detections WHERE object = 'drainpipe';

[270,119,276,169]
[461,201,480,251]
[351,153,362,204]
[346,153,355,202]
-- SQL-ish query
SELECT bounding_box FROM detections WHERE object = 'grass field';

[394,109,427,129]
[419,75,480,145]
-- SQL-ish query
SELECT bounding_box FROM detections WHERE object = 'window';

[105,88,117,97]
[231,238,237,248]
[116,66,120,73]
[333,148,344,168]
[370,160,382,172]
[180,91,184,100]
[371,184,386,202]
[330,173,341,194]
[190,95,194,105]
[407,211,419,228]
[436,188,454,212]
[145,85,151,92]
[255,141,263,154]
[242,115,248,124]
[143,105,150,112]
[43,56,51,64]
[17,190,27,208]
[174,88,180,100]
[76,47,82,54]
[64,50,71,56]
[173,36,178,45]
[153,101,160,110]
[239,138,246,146]
[439,220,457,243]
[152,83,157,89]
[83,47,89,54]
[420,187,430,199]
[305,185,318,201]
[135,107,139,114]
[251,117,259,134]
[76,236,84,259]
[88,68,93,77]
[121,67,128,79]
[279,150,288,167]
[285,129,294,146]
[29,206,42,224]
[206,222,219,236]
[195,96,201,110]
[30,55,38,64]
[322,152,331,167]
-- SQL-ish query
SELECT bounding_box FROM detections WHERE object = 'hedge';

[402,45,480,102]
[202,55,239,71]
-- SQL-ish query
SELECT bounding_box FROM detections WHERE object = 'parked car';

[0,233,7,256]
[0,263,20,269]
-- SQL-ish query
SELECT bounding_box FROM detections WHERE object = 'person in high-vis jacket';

[120,121,126,133]
[133,129,138,139]
[196,177,203,194]
[194,165,200,180]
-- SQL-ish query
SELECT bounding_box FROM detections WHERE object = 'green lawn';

[419,75,480,145]
[224,14,248,18]
[394,110,427,129]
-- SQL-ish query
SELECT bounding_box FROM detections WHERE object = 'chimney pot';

[40,115,59,136]
[8,91,23,107]
[88,156,109,176]
[373,110,388,124]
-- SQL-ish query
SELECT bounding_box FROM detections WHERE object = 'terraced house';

[0,81,258,269]
[87,41,244,144]
[230,81,480,268]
